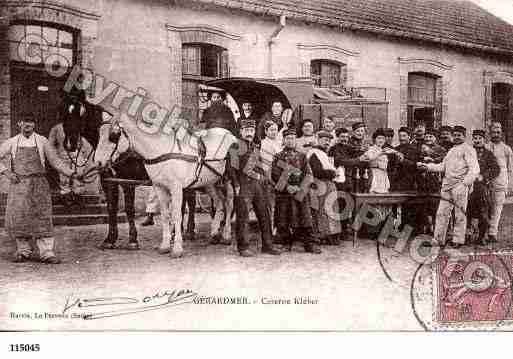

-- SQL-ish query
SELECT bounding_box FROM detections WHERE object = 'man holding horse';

[228,119,281,257]
[0,115,76,264]
[49,89,94,201]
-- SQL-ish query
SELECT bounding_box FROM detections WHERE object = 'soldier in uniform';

[487,122,513,244]
[335,127,350,146]
[390,127,417,191]
[419,125,480,248]
[467,129,500,245]
[0,115,75,263]
[439,125,454,151]
[329,121,369,193]
[272,128,322,254]
[416,128,447,234]
[202,90,238,137]
[391,127,418,229]
[307,130,341,245]
[228,119,280,257]
[384,128,395,149]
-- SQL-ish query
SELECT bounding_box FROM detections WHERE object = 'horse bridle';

[100,118,228,189]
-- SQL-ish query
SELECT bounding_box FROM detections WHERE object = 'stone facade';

[0,0,513,194]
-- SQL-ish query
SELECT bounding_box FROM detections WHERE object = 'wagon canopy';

[205,77,313,119]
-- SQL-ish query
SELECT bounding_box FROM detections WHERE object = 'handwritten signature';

[63,289,197,320]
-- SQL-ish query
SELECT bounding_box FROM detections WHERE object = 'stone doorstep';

[0,213,127,227]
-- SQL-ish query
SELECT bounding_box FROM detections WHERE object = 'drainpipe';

[268,15,286,78]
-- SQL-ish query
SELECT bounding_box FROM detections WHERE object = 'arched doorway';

[491,82,513,148]
[8,21,78,137]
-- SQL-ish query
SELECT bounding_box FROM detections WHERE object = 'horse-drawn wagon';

[204,77,389,136]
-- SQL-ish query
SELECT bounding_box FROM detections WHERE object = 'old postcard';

[2,0,513,334]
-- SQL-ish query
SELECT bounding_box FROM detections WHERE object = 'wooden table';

[351,192,437,246]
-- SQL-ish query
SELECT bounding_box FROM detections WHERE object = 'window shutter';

[340,64,348,87]
[220,50,229,78]
[182,45,200,76]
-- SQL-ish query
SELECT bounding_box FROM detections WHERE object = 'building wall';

[1,0,513,196]
[166,4,513,131]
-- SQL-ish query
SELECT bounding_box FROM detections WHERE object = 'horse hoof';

[170,251,183,259]
[184,233,195,241]
[157,247,170,255]
[219,238,232,246]
[209,233,223,245]
[98,241,116,250]
[127,242,140,250]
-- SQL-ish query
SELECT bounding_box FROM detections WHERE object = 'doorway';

[10,66,67,137]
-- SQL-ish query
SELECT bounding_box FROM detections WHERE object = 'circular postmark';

[410,248,513,331]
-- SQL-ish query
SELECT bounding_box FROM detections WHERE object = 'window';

[491,83,513,148]
[310,59,346,88]
[407,72,438,128]
[182,43,229,79]
[7,22,76,68]
[407,73,436,105]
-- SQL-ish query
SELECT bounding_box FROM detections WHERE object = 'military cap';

[372,128,387,140]
[301,118,314,127]
[352,121,365,131]
[472,129,486,138]
[239,119,256,129]
[439,125,453,132]
[282,128,297,137]
[398,126,411,135]
[426,128,439,137]
[452,125,467,134]
[264,120,278,131]
[317,130,334,139]
[335,127,349,137]
[20,115,36,123]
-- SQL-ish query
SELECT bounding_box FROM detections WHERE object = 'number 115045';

[9,344,40,352]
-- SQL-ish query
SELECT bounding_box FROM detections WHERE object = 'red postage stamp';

[433,250,513,327]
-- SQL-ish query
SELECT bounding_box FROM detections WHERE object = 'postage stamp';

[3,0,513,340]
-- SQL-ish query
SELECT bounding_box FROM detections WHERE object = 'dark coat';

[328,136,369,192]
[226,139,266,193]
[468,146,500,220]
[271,147,313,229]
[390,143,418,191]
[417,143,446,194]
[203,103,239,137]
[309,146,337,181]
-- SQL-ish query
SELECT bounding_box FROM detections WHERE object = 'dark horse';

[60,90,196,250]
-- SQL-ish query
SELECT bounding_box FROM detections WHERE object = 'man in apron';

[0,116,75,264]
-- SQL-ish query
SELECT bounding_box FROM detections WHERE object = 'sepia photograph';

[1,0,513,341]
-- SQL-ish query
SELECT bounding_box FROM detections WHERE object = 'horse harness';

[108,122,227,190]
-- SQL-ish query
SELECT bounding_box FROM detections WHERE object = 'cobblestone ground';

[0,205,512,331]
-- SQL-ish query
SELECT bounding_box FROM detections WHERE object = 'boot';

[141,213,154,226]
[262,245,281,255]
[305,242,322,254]
[239,249,255,257]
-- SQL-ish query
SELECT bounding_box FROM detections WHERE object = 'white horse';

[94,113,237,258]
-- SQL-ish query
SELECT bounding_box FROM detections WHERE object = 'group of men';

[3,84,512,262]
[139,87,513,256]
[221,96,513,255]
[355,121,511,248]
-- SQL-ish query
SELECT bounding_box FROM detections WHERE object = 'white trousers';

[489,190,506,236]
[16,236,55,260]
[434,184,469,245]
